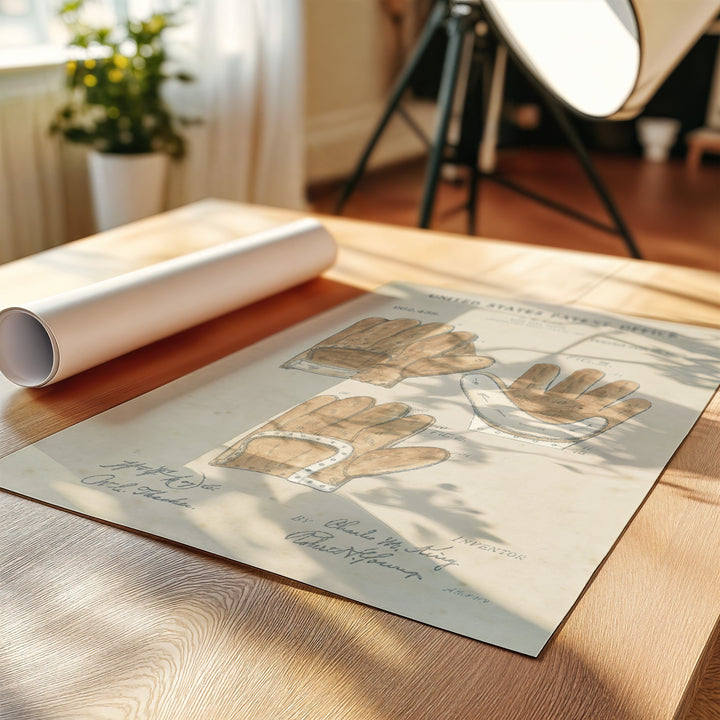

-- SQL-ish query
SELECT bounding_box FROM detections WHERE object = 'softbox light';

[483,0,720,119]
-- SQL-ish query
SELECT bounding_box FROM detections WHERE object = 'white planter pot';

[87,151,169,232]
[636,117,681,163]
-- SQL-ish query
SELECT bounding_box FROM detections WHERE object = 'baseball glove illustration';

[211,395,449,491]
[461,363,651,445]
[283,317,493,387]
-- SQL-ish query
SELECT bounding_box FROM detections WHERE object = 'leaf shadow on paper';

[5,284,717,658]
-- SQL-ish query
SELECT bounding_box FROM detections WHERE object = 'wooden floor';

[309,148,720,272]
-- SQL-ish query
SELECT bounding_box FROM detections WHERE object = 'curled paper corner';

[0,218,337,388]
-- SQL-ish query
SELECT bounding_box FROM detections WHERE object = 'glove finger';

[314,317,387,348]
[330,402,411,441]
[308,346,390,371]
[508,363,559,393]
[405,355,493,378]
[293,396,376,435]
[355,333,477,386]
[352,318,421,349]
[438,330,477,350]
[370,322,451,355]
[263,395,339,458]
[584,380,640,404]
[351,365,405,387]
[388,330,476,365]
[353,414,435,453]
[547,369,605,397]
[345,446,449,478]
[445,338,479,355]
[602,397,652,429]
[273,395,338,429]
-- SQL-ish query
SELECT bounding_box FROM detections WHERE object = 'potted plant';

[50,0,193,231]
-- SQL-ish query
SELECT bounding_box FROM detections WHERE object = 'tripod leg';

[334,0,448,214]
[466,34,500,235]
[439,22,476,183]
[540,90,643,259]
[467,155,480,235]
[419,9,474,228]
[478,43,507,174]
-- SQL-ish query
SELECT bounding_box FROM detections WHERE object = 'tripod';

[334,0,642,259]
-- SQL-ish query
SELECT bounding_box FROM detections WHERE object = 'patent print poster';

[2,284,719,656]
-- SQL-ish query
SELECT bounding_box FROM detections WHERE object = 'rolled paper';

[0,218,337,387]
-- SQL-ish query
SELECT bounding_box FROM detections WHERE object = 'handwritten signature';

[78,460,221,510]
[286,517,462,581]
[285,530,423,580]
[99,460,219,490]
[324,518,460,571]
[81,475,195,508]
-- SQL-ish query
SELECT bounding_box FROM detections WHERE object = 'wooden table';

[1,199,719,720]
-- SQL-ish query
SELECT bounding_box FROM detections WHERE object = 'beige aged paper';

[1,284,718,656]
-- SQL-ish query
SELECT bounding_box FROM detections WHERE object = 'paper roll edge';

[0,307,59,387]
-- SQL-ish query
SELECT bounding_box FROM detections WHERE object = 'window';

[0,1,136,68]
[0,0,54,48]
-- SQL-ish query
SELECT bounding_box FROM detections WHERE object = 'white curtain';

[0,0,307,263]
[0,66,73,265]
[167,0,306,211]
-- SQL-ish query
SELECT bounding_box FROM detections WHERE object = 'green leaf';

[50,2,197,159]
